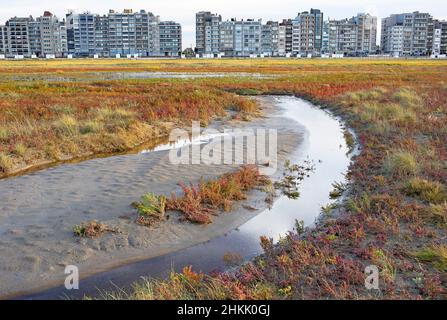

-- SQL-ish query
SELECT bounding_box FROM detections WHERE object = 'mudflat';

[0,96,304,298]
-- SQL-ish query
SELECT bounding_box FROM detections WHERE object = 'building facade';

[5,17,32,56]
[196,11,221,55]
[381,12,434,56]
[159,21,182,57]
[279,19,293,55]
[292,9,324,56]
[261,21,279,56]
[233,19,262,57]
[323,13,377,55]
[432,20,447,55]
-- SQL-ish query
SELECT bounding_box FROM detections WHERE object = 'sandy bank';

[0,96,304,298]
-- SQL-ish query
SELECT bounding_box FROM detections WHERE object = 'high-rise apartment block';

[292,9,324,56]
[322,13,377,55]
[262,21,279,56]
[381,12,435,56]
[196,12,221,55]
[432,20,447,56]
[159,21,182,57]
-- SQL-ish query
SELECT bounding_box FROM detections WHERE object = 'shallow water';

[18,96,353,299]
[10,72,275,82]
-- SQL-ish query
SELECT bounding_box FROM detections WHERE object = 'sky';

[0,0,446,48]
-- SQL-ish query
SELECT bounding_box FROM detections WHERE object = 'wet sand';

[0,96,303,298]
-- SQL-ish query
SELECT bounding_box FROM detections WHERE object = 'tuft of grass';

[95,108,136,131]
[132,193,167,227]
[403,178,447,204]
[329,181,347,199]
[80,120,104,134]
[384,150,419,177]
[0,153,13,173]
[13,143,27,157]
[426,203,447,226]
[73,220,118,238]
[343,129,355,153]
[344,87,387,102]
[53,115,79,136]
[392,88,422,108]
[413,245,447,271]
[0,127,10,141]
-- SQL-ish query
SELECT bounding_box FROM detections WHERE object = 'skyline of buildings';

[0,8,446,58]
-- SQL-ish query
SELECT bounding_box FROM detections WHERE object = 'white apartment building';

[36,11,67,57]
[196,12,221,55]
[381,12,433,56]
[292,9,323,56]
[233,19,262,57]
[322,13,378,55]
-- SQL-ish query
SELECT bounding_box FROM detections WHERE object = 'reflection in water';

[21,96,353,299]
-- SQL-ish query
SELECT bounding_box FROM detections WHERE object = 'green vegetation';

[403,178,447,204]
[73,221,118,238]
[413,245,447,271]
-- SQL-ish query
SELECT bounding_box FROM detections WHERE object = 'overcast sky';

[0,0,445,48]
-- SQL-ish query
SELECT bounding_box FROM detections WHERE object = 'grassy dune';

[1,59,446,299]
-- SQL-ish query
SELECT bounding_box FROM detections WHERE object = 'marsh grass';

[392,88,422,108]
[413,245,447,271]
[403,178,447,204]
[0,153,13,173]
[53,115,79,136]
[0,127,9,141]
[426,203,447,226]
[384,150,419,177]
[13,143,27,157]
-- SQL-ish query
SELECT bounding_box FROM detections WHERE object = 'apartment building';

[355,13,377,53]
[322,13,377,55]
[233,19,262,57]
[432,20,447,55]
[219,20,235,56]
[159,21,182,57]
[66,12,96,57]
[106,9,160,57]
[196,11,221,55]
[28,20,42,56]
[261,21,279,56]
[292,9,323,56]
[381,12,433,56]
[324,18,357,54]
[94,15,109,57]
[35,11,67,57]
[0,25,7,55]
[5,17,32,56]
[279,19,293,55]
